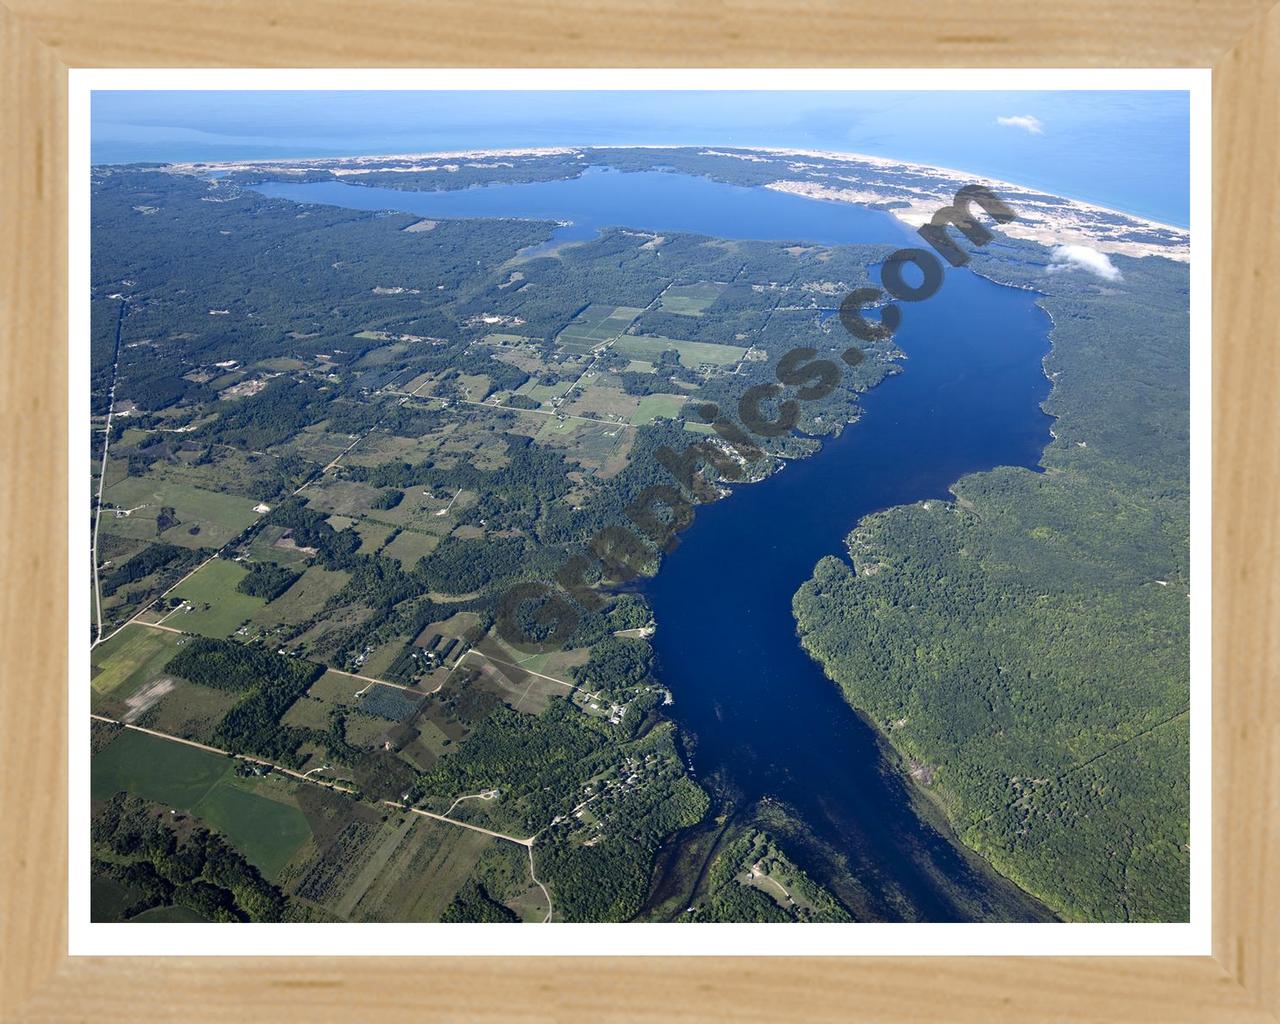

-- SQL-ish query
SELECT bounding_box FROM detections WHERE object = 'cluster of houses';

[548,751,667,841]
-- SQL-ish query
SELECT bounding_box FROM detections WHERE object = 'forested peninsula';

[794,240,1190,922]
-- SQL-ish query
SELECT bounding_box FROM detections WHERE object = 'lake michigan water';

[254,171,1056,920]
[95,90,1190,225]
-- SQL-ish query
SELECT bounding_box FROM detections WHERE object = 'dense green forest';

[237,561,300,601]
[795,246,1190,921]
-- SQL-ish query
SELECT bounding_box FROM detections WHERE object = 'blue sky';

[92,90,1190,225]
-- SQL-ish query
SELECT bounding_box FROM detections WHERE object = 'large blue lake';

[98,90,1190,224]
[256,166,919,249]
[256,170,1056,920]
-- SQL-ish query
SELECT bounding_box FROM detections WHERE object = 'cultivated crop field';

[90,623,185,696]
[91,728,233,807]
[92,727,316,882]
[554,304,643,354]
[190,778,314,882]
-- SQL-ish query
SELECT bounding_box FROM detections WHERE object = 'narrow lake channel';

[255,169,1057,920]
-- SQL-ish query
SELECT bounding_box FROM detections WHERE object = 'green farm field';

[632,394,690,425]
[380,529,440,568]
[191,780,314,882]
[100,474,261,549]
[91,728,233,807]
[169,558,264,638]
[90,623,184,696]
[614,334,746,368]
[658,282,726,316]
[554,304,643,354]
[92,728,313,882]
[250,565,351,627]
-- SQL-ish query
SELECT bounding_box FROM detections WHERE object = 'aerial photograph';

[86,88,1191,927]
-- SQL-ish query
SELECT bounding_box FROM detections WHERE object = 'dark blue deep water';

[642,266,1054,921]
[256,171,1056,920]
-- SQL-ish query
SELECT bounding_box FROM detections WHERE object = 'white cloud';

[1047,244,1123,281]
[996,114,1044,135]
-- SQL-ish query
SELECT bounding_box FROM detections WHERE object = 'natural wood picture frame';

[1,2,1276,1020]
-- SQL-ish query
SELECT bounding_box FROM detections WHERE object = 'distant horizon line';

[93,142,1191,233]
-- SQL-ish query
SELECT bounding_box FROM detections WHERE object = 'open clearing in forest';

[250,565,350,627]
[658,282,726,316]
